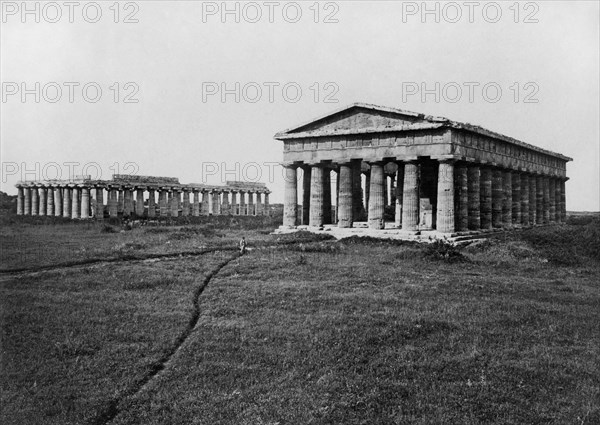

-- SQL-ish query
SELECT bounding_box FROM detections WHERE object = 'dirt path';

[89,250,241,425]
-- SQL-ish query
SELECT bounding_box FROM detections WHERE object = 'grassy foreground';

[1,215,599,424]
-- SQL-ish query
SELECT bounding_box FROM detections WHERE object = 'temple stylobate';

[276,103,571,235]
[15,175,271,219]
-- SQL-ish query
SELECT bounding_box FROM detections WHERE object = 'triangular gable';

[275,103,446,138]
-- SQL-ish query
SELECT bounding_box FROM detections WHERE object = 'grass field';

[1,214,599,424]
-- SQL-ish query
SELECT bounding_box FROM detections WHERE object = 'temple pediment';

[275,103,444,139]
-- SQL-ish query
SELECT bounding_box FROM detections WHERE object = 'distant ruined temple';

[15,175,271,218]
[276,103,571,234]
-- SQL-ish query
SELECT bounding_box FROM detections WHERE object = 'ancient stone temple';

[276,103,571,235]
[15,175,270,219]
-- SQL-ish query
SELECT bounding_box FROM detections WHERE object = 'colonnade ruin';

[276,103,571,236]
[15,175,271,219]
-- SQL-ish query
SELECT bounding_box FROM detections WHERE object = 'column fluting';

[436,160,455,233]
[283,166,298,227]
[309,165,324,228]
[467,165,481,230]
[402,161,419,231]
[480,167,492,230]
[337,163,353,228]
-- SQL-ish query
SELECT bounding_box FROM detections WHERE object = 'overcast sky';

[1,1,598,210]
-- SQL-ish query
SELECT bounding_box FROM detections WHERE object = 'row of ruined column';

[452,163,566,232]
[283,160,567,233]
[16,185,270,219]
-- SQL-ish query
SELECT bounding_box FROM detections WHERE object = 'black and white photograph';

[1,1,599,423]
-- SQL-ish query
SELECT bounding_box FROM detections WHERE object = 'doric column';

[335,170,340,224]
[383,174,389,208]
[172,190,181,217]
[182,190,190,216]
[402,161,419,231]
[201,190,209,215]
[38,187,47,216]
[511,172,521,225]
[352,160,365,221]
[283,165,298,227]
[560,179,567,222]
[31,186,39,216]
[502,170,512,227]
[62,188,71,218]
[221,191,230,215]
[454,163,468,231]
[24,187,31,215]
[159,190,168,217]
[337,163,353,228]
[309,165,325,228]
[491,169,503,228]
[436,160,455,233]
[554,179,562,223]
[536,176,544,224]
[542,177,550,224]
[118,190,124,214]
[256,192,263,216]
[395,163,405,228]
[123,188,132,217]
[238,191,246,216]
[367,162,385,230]
[108,188,118,217]
[71,187,80,218]
[302,166,311,225]
[479,166,492,230]
[247,191,254,216]
[81,187,90,219]
[467,165,480,230]
[264,193,270,216]
[94,188,102,218]
[16,186,24,215]
[323,170,332,225]
[46,186,54,217]
[390,174,396,209]
[521,174,530,226]
[192,190,199,217]
[228,191,236,215]
[213,190,221,215]
[529,176,536,225]
[548,178,556,223]
[148,189,156,217]
[46,186,54,216]
[364,172,371,213]
[135,188,145,216]
[54,188,63,218]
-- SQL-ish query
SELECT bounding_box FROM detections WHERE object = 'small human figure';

[239,237,247,255]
